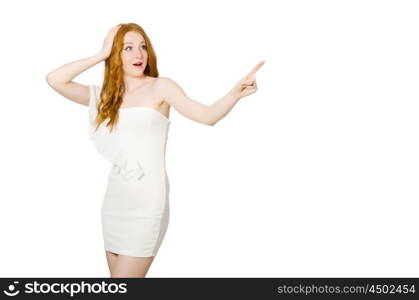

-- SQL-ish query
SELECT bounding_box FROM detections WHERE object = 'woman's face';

[121,31,148,77]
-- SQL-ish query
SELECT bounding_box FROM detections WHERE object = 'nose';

[133,47,145,59]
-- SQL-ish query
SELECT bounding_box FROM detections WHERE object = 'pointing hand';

[231,60,265,99]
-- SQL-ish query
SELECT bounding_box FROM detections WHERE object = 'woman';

[46,23,264,278]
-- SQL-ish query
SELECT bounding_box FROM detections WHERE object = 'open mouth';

[133,62,143,67]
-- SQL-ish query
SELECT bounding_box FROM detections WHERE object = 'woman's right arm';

[45,25,121,106]
[45,53,106,106]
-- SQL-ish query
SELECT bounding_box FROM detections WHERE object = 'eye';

[124,45,146,51]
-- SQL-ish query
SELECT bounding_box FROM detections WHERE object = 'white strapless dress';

[87,84,170,257]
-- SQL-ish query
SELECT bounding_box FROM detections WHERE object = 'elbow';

[207,119,217,126]
[45,73,55,86]
[45,72,63,87]
[205,106,216,126]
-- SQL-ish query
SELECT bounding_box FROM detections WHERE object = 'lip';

[132,62,144,68]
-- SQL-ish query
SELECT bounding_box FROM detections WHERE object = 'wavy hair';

[93,23,159,133]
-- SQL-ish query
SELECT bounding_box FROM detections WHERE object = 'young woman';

[46,23,264,278]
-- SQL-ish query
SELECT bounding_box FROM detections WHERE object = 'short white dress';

[87,84,171,257]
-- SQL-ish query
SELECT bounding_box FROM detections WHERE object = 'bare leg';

[105,251,119,275]
[111,254,155,278]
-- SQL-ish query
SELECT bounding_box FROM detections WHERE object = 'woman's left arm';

[159,60,265,126]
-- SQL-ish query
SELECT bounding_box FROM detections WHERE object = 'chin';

[126,71,143,77]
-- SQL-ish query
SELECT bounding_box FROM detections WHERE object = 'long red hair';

[93,23,159,133]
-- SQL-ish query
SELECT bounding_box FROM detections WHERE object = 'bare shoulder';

[152,77,178,103]
[153,76,176,91]
[151,77,173,110]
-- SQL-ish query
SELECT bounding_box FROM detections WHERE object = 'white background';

[0,0,418,277]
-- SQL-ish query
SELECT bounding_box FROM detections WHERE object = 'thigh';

[105,251,118,272]
[112,254,155,278]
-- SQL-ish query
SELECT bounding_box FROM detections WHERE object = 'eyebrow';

[123,41,146,44]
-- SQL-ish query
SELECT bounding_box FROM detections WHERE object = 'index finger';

[247,60,265,76]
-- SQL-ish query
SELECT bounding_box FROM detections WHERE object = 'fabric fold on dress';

[89,124,145,182]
